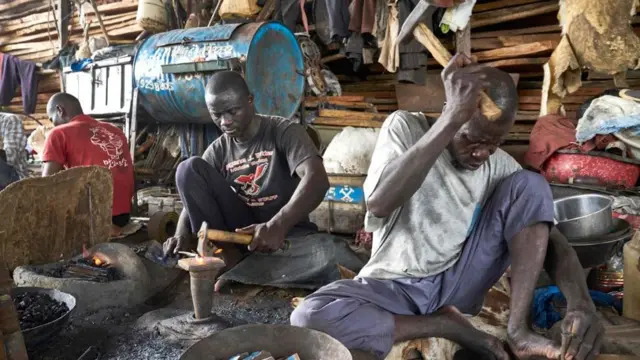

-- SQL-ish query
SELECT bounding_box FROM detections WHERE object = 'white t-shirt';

[358,111,522,280]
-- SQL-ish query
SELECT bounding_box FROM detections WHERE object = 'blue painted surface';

[324,185,365,204]
[133,22,305,124]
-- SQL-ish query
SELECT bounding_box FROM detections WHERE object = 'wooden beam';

[456,26,471,57]
[498,33,561,47]
[317,109,388,121]
[482,57,548,68]
[474,41,557,62]
[58,0,70,48]
[472,1,559,28]
[473,0,543,13]
[312,117,384,128]
[472,25,560,39]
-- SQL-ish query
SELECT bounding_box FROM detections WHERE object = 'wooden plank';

[82,1,139,16]
[341,81,397,93]
[341,91,396,99]
[456,26,471,56]
[473,0,543,13]
[305,100,374,110]
[0,0,41,13]
[519,95,592,104]
[312,117,383,128]
[59,0,70,48]
[471,24,560,39]
[474,41,557,62]
[0,5,49,22]
[317,109,388,121]
[483,57,548,68]
[396,78,445,112]
[472,1,559,29]
[3,12,137,37]
[305,96,366,102]
[498,33,561,47]
[471,37,504,50]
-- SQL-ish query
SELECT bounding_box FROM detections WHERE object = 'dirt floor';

[28,278,306,360]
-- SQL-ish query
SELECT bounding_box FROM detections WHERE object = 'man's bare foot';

[507,327,561,359]
[437,306,510,360]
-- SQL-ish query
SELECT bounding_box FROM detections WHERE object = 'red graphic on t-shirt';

[234,163,267,196]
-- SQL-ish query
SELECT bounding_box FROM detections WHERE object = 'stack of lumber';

[306,77,397,129]
[0,0,142,131]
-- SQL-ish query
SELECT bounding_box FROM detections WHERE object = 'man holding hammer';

[292,55,603,360]
[163,71,330,276]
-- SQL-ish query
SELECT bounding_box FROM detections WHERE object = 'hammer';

[197,221,290,256]
[395,0,503,122]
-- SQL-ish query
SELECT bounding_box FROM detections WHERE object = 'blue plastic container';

[134,22,305,124]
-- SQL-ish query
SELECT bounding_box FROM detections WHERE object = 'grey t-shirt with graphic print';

[202,114,319,231]
[358,111,522,280]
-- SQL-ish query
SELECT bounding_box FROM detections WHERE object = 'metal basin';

[554,194,613,239]
[180,324,352,360]
[10,287,77,348]
[569,218,632,269]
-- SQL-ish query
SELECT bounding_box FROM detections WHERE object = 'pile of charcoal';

[13,292,69,330]
[228,351,300,360]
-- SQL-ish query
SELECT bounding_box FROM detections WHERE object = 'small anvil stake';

[196,221,290,257]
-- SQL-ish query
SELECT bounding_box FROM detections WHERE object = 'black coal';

[13,292,69,330]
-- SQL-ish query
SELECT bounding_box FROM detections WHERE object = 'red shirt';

[42,115,134,216]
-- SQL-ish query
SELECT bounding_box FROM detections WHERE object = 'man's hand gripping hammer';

[197,221,290,256]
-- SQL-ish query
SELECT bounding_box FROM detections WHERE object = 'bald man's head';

[47,92,84,126]
[204,71,256,139]
[449,67,519,171]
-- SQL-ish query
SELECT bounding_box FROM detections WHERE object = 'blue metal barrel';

[133,22,305,124]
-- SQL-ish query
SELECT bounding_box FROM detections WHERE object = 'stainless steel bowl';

[554,194,613,239]
[569,218,632,269]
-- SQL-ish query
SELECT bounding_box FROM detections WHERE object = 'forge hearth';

[13,242,182,314]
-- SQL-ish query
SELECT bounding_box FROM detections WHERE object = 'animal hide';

[542,0,640,114]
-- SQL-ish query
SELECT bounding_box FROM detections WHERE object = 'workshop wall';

[0,0,141,132]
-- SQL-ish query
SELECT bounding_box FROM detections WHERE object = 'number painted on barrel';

[138,78,175,92]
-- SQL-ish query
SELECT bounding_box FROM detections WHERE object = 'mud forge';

[7,238,302,360]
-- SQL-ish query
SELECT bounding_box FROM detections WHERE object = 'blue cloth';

[576,95,640,142]
[70,58,93,72]
[532,285,622,329]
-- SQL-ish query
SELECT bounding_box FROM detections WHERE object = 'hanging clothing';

[377,0,430,85]
[396,0,431,85]
[349,0,376,35]
[378,0,400,73]
[312,0,350,45]
[0,54,39,114]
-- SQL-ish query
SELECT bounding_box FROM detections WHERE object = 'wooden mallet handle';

[413,23,502,121]
[202,229,253,245]
[199,228,291,251]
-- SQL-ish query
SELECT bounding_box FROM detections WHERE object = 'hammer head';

[396,0,464,45]
[196,221,215,257]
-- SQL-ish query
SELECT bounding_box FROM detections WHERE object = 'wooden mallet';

[395,2,502,122]
[197,221,290,256]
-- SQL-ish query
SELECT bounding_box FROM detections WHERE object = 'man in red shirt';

[42,93,134,235]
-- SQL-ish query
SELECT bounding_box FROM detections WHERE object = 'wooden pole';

[57,0,70,49]
[456,25,471,57]
[0,263,28,360]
